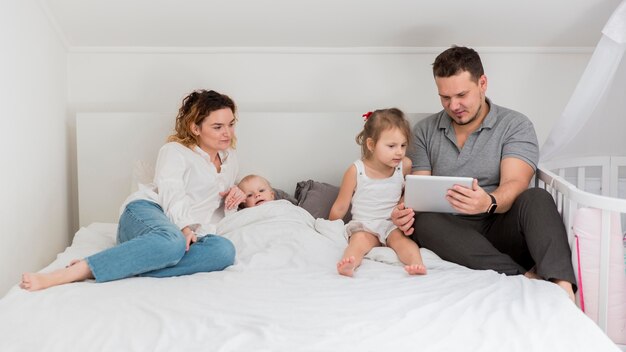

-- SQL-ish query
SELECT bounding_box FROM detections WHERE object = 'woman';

[21,89,244,291]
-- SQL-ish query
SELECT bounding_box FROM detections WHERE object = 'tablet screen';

[404,175,473,213]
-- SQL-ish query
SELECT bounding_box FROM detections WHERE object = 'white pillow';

[130,160,155,193]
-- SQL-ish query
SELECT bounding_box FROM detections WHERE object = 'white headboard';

[76,112,430,226]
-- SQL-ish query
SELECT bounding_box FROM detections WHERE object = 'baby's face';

[239,177,275,208]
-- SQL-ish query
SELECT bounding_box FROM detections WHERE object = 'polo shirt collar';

[480,98,496,130]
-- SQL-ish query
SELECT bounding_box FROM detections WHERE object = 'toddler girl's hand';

[220,186,245,210]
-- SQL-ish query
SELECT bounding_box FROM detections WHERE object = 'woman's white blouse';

[121,142,238,236]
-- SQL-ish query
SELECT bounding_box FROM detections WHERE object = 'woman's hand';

[220,186,246,210]
[181,227,197,251]
[391,202,416,235]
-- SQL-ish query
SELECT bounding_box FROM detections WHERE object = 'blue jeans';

[86,200,235,283]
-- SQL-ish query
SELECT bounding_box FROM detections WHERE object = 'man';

[392,46,576,301]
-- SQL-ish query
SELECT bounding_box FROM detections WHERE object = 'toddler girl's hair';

[356,108,411,159]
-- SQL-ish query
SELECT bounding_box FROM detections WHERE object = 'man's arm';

[395,117,435,233]
[490,157,534,213]
[446,157,534,214]
[390,169,431,235]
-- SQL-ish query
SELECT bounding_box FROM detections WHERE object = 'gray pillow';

[295,180,351,222]
[273,188,298,205]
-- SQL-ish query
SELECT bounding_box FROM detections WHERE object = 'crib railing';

[536,158,626,335]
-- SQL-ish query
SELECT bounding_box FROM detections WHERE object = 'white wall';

[0,0,69,296]
[68,49,590,144]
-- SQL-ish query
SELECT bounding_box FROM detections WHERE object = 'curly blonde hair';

[168,90,238,148]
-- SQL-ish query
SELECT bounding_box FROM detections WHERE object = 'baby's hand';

[220,186,245,210]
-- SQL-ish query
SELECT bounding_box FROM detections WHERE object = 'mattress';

[0,200,619,351]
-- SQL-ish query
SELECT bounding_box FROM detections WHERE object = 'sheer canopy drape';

[541,0,626,162]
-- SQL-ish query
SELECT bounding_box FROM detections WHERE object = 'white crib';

[536,156,626,342]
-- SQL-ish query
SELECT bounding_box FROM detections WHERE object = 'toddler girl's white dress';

[345,159,404,245]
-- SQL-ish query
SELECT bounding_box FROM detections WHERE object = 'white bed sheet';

[0,200,619,351]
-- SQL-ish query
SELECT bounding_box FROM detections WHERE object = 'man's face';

[435,70,487,127]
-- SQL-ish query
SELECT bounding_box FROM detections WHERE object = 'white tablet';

[404,175,474,213]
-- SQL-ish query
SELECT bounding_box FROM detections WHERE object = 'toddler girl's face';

[239,177,275,208]
[371,128,408,168]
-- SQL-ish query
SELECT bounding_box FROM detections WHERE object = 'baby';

[237,174,276,208]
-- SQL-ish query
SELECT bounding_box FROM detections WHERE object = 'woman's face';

[193,108,236,154]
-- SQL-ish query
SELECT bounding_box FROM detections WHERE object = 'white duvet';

[0,200,619,351]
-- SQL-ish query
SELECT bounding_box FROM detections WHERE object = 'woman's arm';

[154,144,199,231]
[329,164,357,221]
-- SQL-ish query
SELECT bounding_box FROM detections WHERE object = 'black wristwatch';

[486,194,497,214]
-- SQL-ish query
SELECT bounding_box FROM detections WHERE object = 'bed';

[0,112,622,351]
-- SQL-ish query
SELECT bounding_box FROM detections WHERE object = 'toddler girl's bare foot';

[337,256,357,277]
[405,264,427,275]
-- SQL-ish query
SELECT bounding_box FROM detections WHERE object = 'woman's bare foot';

[66,259,81,268]
[337,256,357,277]
[20,260,93,292]
[405,264,427,275]
[20,272,56,291]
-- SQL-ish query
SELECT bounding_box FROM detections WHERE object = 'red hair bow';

[362,111,372,121]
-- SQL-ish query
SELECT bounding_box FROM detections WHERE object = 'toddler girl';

[329,108,427,277]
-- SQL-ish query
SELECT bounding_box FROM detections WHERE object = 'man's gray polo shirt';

[407,99,539,193]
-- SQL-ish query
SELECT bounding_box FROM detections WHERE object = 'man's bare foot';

[337,256,357,277]
[524,271,541,280]
[405,264,427,275]
[20,260,93,292]
[553,279,576,303]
